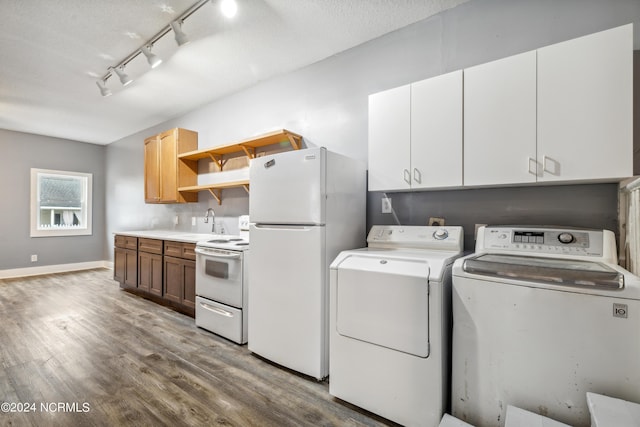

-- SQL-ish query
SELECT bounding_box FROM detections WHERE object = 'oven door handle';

[195,247,242,258]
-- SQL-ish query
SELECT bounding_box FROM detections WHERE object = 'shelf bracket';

[240,146,256,158]
[242,184,250,194]
[287,134,302,150]
[207,153,227,171]
[207,189,222,205]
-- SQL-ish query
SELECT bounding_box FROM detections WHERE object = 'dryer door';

[335,254,430,357]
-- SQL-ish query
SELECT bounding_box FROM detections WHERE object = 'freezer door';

[249,147,325,225]
[248,224,327,379]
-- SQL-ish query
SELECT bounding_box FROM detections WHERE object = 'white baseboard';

[0,261,112,279]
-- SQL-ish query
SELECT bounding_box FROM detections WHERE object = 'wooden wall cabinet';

[114,235,137,288]
[144,128,199,204]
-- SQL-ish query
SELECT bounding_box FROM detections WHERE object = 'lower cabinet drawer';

[195,296,245,344]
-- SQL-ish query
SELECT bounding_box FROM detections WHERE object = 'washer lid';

[463,254,624,290]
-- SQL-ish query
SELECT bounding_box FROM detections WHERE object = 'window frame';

[30,168,93,237]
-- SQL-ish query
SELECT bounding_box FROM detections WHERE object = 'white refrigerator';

[248,146,366,380]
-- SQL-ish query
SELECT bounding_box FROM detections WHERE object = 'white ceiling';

[0,0,468,145]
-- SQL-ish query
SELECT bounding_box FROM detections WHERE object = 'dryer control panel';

[477,226,616,261]
[367,225,463,252]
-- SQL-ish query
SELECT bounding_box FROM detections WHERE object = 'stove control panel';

[479,226,608,258]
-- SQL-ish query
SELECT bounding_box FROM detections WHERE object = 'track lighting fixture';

[170,21,190,46]
[110,66,133,86]
[140,45,163,68]
[97,0,238,96]
[96,80,112,97]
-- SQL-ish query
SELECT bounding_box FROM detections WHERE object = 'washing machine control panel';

[367,225,463,251]
[480,227,605,257]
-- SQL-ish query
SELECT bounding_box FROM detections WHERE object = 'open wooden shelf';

[178,129,302,170]
[178,181,250,205]
[176,129,302,205]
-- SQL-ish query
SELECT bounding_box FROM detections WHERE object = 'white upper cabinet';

[367,24,632,191]
[368,85,411,191]
[411,70,463,189]
[464,51,537,186]
[537,24,633,182]
[368,71,463,191]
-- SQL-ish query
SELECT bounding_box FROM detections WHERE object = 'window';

[30,168,92,237]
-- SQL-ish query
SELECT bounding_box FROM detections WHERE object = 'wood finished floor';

[0,269,395,427]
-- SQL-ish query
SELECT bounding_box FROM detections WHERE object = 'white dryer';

[451,226,640,427]
[330,225,464,427]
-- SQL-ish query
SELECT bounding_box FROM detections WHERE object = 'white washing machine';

[330,225,464,427]
[451,226,640,427]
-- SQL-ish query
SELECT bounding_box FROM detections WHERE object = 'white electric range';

[195,233,249,344]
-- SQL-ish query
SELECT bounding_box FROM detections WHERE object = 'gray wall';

[0,129,106,269]
[103,0,640,259]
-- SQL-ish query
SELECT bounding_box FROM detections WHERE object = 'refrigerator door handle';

[253,224,321,230]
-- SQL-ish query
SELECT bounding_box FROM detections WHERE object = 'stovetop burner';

[198,235,250,251]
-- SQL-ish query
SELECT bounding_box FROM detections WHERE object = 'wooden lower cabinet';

[114,235,138,288]
[114,235,196,317]
[138,252,163,296]
[164,256,196,310]
[114,247,138,288]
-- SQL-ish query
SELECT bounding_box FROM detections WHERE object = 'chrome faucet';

[204,208,215,233]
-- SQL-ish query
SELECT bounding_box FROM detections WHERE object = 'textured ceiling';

[0,0,468,145]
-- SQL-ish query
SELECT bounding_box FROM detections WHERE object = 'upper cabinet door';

[411,70,463,189]
[144,135,160,203]
[159,129,178,203]
[368,85,411,191]
[464,51,537,186]
[537,24,633,182]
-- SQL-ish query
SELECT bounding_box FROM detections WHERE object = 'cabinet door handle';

[403,169,411,185]
[527,157,537,176]
[413,168,422,184]
[543,156,559,176]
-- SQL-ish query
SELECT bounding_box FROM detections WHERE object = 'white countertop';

[114,230,229,244]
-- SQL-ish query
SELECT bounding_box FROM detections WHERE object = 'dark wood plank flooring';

[0,269,394,427]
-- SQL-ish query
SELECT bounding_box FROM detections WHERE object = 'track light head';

[219,0,238,18]
[110,66,133,86]
[141,45,163,69]
[96,80,112,97]
[170,20,190,46]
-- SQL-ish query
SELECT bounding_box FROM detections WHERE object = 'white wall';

[105,0,640,259]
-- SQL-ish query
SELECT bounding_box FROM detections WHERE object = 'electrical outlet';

[31,254,38,262]
[192,216,196,226]
[173,215,179,225]
[429,217,445,226]
[381,197,392,214]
